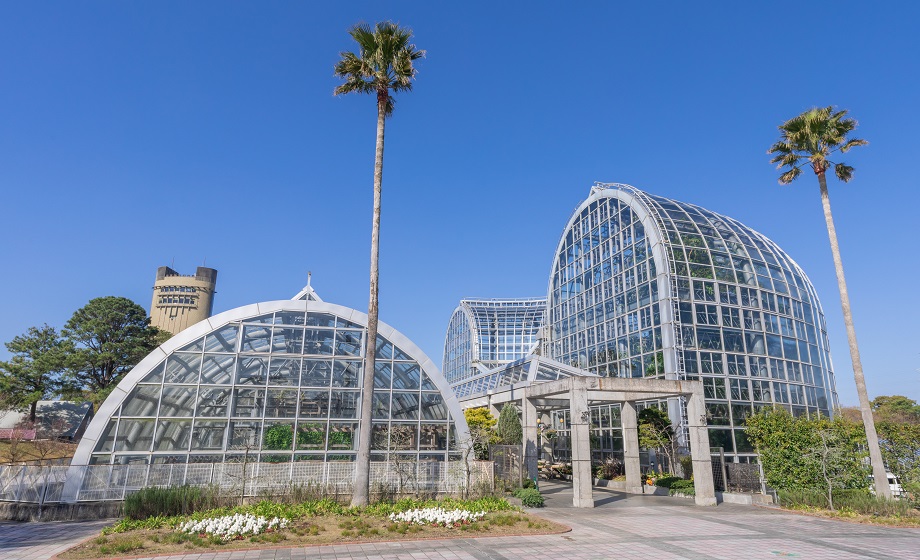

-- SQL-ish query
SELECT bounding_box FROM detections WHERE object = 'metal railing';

[0,460,494,504]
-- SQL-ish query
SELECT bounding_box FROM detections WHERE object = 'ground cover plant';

[61,495,567,559]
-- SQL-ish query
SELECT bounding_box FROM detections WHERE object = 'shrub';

[668,479,695,496]
[496,404,522,445]
[123,485,224,520]
[778,488,915,516]
[654,476,683,489]
[521,477,536,489]
[515,488,544,508]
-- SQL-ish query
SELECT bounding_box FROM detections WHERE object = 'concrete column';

[621,401,644,494]
[686,389,717,506]
[488,399,500,418]
[522,396,539,481]
[569,383,594,508]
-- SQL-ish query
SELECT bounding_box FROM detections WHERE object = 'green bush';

[123,485,224,520]
[668,479,695,496]
[515,488,544,508]
[521,477,536,489]
[653,476,683,489]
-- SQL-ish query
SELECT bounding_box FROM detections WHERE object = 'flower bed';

[388,508,486,528]
[178,513,289,541]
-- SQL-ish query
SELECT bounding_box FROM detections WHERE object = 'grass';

[61,498,566,559]
[777,489,920,527]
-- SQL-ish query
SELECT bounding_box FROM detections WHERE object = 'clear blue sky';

[1,2,918,405]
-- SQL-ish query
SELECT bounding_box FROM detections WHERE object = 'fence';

[0,460,494,504]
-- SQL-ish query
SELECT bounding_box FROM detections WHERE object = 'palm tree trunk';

[818,173,890,499]
[352,93,387,507]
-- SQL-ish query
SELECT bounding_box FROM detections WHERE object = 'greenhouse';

[55,298,472,503]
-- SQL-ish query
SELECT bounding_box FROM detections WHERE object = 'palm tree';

[334,21,424,506]
[768,106,890,498]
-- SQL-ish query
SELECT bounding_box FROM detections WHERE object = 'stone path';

[2,482,919,559]
[0,519,111,560]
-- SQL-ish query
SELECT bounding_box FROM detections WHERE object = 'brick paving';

[1,481,919,559]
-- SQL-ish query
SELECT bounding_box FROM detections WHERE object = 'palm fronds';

[767,106,867,184]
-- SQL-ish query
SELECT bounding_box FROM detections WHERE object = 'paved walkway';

[2,482,919,559]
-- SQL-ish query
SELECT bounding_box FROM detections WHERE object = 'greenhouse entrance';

[483,376,716,507]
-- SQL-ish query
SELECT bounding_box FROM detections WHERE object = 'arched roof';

[70,299,470,468]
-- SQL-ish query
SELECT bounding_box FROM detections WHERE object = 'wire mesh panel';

[725,462,762,493]
[490,445,522,486]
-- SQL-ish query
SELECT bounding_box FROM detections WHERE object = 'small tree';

[496,404,522,445]
[638,407,677,475]
[464,407,499,460]
[806,429,856,511]
[0,325,67,423]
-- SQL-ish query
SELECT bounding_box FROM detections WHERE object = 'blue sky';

[1,2,918,404]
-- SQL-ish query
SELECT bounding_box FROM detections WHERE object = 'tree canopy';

[496,404,522,445]
[0,324,68,422]
[768,106,867,184]
[62,296,162,404]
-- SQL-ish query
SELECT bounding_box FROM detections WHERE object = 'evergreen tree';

[496,404,523,445]
[0,325,68,422]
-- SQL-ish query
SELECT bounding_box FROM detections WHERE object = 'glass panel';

[205,325,239,353]
[115,419,155,452]
[178,338,204,353]
[196,387,232,417]
[121,386,161,417]
[420,372,438,391]
[391,362,421,390]
[231,388,265,418]
[159,386,197,417]
[201,354,235,384]
[304,329,335,355]
[299,390,331,418]
[328,423,357,451]
[419,424,448,451]
[372,393,391,419]
[329,391,358,419]
[191,420,227,450]
[294,422,326,450]
[420,393,448,420]
[93,419,118,452]
[228,421,261,450]
[275,311,306,326]
[375,336,394,360]
[301,359,332,387]
[165,353,202,384]
[334,330,362,357]
[306,313,336,327]
[262,423,295,451]
[236,357,268,385]
[390,392,420,420]
[265,389,299,418]
[140,361,165,384]
[271,327,304,354]
[332,360,361,388]
[388,423,419,451]
[374,362,392,389]
[242,325,272,352]
[154,420,192,451]
[268,357,301,386]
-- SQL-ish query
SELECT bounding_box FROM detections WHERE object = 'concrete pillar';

[621,401,644,494]
[686,389,717,506]
[488,399,500,419]
[522,396,539,481]
[569,383,594,508]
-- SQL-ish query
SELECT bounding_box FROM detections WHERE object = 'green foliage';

[638,407,677,474]
[514,487,544,508]
[768,106,867,184]
[873,396,920,423]
[745,409,870,492]
[778,488,914,517]
[496,404,522,445]
[123,485,225,520]
[464,407,500,460]
[653,476,683,489]
[0,324,68,422]
[668,479,695,496]
[263,424,294,450]
[61,296,162,404]
[678,455,693,479]
[521,477,536,489]
[877,421,920,486]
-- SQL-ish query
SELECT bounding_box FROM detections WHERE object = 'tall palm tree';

[334,21,424,506]
[768,106,890,498]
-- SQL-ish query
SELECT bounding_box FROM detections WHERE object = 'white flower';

[178,513,289,541]
[388,508,486,528]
